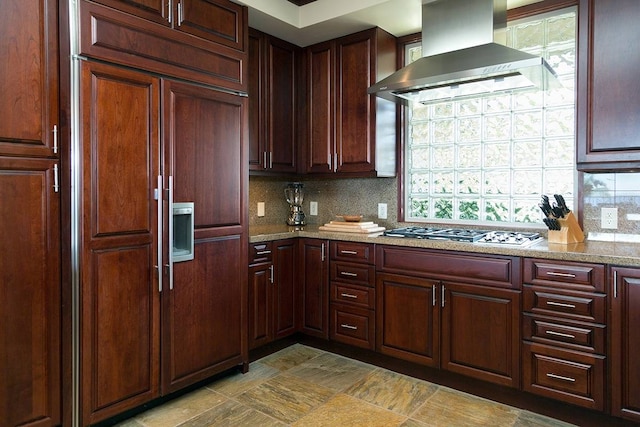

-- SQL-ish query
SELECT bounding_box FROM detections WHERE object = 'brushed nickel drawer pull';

[546,271,577,278]
[546,373,576,382]
[340,271,358,277]
[545,330,576,339]
[546,301,576,309]
[340,250,359,255]
[340,293,358,299]
[340,324,358,330]
[255,250,272,255]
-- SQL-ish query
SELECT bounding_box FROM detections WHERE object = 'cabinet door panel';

[273,240,297,338]
[248,29,266,170]
[178,0,246,51]
[0,0,59,158]
[249,263,272,349]
[80,61,161,425]
[376,273,439,367]
[299,239,329,338]
[442,283,520,388]
[0,158,60,426]
[90,0,169,25]
[611,267,640,422]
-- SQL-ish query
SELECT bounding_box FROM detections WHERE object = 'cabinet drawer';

[331,261,375,287]
[331,241,374,264]
[523,313,605,354]
[524,259,605,293]
[330,304,374,350]
[249,242,272,264]
[523,342,604,410]
[331,283,375,309]
[523,285,606,323]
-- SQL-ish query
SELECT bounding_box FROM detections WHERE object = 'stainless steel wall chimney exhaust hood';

[368,0,561,106]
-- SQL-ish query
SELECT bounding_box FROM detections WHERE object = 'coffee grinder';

[284,182,305,226]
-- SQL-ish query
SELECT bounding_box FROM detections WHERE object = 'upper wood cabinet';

[0,0,59,158]
[302,27,397,177]
[249,29,299,173]
[577,0,640,171]
[79,0,247,91]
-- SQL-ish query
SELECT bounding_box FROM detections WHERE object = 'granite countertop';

[249,224,640,267]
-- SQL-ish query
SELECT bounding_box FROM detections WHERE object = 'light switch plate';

[310,201,318,216]
[378,203,388,219]
[257,202,265,217]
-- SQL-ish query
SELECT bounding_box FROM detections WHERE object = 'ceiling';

[234,0,542,47]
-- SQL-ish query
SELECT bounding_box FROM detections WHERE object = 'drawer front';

[249,242,272,264]
[524,258,605,293]
[331,262,375,287]
[331,283,375,309]
[330,304,374,350]
[331,241,374,264]
[377,245,519,289]
[523,313,605,354]
[523,286,606,323]
[523,342,604,410]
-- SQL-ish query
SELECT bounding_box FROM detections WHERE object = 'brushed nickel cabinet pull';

[432,285,436,307]
[545,330,576,339]
[441,284,446,308]
[340,293,358,299]
[340,250,358,255]
[340,271,358,277]
[321,243,325,262]
[263,152,267,169]
[546,301,576,309]
[546,373,576,382]
[546,271,576,278]
[177,1,184,25]
[52,125,58,154]
[269,265,274,284]
[340,324,358,330]
[613,270,618,299]
[53,164,59,193]
[255,250,272,255]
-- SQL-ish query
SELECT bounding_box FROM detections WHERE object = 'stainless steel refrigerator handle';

[168,176,174,290]
[157,176,163,293]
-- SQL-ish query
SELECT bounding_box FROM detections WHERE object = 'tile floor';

[115,344,574,427]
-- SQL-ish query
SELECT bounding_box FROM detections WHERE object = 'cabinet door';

[299,239,329,338]
[177,0,246,51]
[0,0,59,158]
[161,80,247,394]
[335,31,375,174]
[273,240,298,338]
[79,61,161,425]
[305,41,335,174]
[610,267,640,422]
[441,282,520,388]
[248,29,267,171]
[248,262,273,349]
[88,0,169,26]
[376,273,439,367]
[577,0,640,170]
[0,158,60,427]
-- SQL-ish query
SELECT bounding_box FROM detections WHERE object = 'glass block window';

[405,8,577,225]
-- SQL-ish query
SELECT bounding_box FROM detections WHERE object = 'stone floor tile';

[235,373,335,424]
[345,368,439,416]
[126,388,227,427]
[258,343,325,372]
[206,361,280,397]
[177,399,287,427]
[286,352,376,392]
[292,393,407,427]
[514,410,577,427]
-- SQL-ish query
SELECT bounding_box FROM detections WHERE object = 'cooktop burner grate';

[383,227,543,246]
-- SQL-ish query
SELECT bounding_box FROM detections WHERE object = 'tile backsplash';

[250,172,640,241]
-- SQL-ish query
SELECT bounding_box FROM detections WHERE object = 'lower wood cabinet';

[610,266,640,422]
[299,238,329,338]
[248,240,298,349]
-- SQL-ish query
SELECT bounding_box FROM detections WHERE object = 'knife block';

[547,212,585,244]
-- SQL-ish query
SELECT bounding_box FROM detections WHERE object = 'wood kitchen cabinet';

[299,238,329,338]
[577,0,640,171]
[302,27,397,177]
[78,61,248,424]
[79,0,247,92]
[248,240,298,349]
[610,266,640,422]
[376,246,521,387]
[248,29,299,173]
[521,258,606,411]
[0,1,62,425]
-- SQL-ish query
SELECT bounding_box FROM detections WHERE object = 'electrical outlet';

[310,201,318,216]
[257,202,265,217]
[601,207,618,229]
[378,203,388,219]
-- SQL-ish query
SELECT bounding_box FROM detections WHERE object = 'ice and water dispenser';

[172,202,194,262]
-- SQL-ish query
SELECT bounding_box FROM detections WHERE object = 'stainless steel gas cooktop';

[383,227,542,247]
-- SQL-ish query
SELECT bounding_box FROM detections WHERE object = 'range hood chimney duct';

[368,0,561,105]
